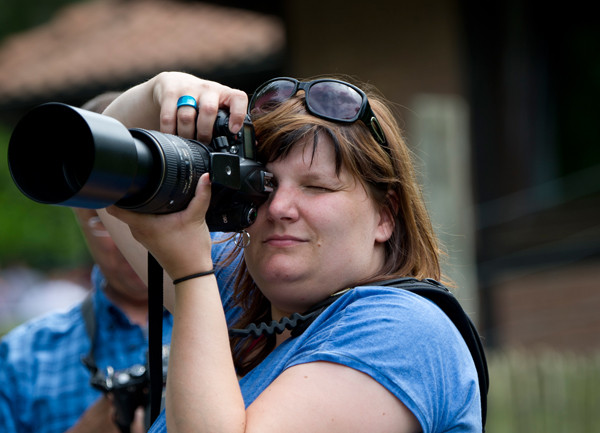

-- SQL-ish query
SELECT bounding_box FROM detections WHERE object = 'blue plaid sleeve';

[0,305,100,433]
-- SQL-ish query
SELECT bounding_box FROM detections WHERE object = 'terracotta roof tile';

[0,0,285,104]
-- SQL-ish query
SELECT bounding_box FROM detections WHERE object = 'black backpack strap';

[380,278,489,432]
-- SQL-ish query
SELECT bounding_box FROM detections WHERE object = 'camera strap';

[80,293,98,373]
[147,253,164,427]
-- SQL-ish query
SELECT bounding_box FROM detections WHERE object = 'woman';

[99,72,480,432]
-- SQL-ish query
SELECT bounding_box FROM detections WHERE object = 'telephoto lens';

[8,103,273,231]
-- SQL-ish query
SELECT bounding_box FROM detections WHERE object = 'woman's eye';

[305,185,333,192]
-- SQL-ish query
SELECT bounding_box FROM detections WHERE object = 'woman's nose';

[264,185,299,222]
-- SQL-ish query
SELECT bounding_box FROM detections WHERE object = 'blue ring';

[176,95,198,110]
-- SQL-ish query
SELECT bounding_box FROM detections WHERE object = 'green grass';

[487,349,600,433]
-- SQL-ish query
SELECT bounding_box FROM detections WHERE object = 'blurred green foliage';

[0,123,90,269]
[0,0,92,269]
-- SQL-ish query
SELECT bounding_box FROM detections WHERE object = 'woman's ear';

[375,190,399,243]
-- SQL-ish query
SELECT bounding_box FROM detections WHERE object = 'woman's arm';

[246,362,420,433]
[96,72,249,431]
[106,174,247,433]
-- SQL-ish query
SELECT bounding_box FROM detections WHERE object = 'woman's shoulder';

[296,284,469,361]
[339,284,455,327]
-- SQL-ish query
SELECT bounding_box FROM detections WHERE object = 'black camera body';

[82,344,170,433]
[8,103,273,232]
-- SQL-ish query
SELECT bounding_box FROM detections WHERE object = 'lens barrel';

[8,102,211,213]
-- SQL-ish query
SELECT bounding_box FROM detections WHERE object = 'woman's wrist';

[173,270,215,285]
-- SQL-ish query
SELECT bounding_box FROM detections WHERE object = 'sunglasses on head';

[248,77,388,148]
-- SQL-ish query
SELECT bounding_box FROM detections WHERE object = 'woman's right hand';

[105,172,214,286]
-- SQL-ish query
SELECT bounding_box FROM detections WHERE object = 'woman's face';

[244,134,394,317]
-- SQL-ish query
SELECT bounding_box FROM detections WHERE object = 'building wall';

[493,260,600,353]
[284,0,465,118]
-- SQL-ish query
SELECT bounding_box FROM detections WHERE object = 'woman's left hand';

[103,71,248,144]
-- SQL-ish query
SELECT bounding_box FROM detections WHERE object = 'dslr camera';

[8,103,273,231]
[89,363,149,433]
[84,345,169,433]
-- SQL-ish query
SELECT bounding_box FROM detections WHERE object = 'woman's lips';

[263,234,306,247]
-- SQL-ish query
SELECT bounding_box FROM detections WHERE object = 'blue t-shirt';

[239,287,480,432]
[150,239,481,433]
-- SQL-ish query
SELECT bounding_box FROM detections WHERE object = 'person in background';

[98,72,481,433]
[0,92,173,433]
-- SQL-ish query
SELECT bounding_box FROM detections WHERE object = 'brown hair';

[229,77,444,374]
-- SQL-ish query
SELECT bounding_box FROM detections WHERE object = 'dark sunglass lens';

[251,80,297,114]
[308,81,363,121]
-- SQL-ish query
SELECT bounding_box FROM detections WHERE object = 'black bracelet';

[173,270,215,285]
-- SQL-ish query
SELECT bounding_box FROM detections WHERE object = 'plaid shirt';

[0,266,174,433]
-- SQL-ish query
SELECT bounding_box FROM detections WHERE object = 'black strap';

[378,278,489,431]
[147,253,164,426]
[80,294,97,372]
